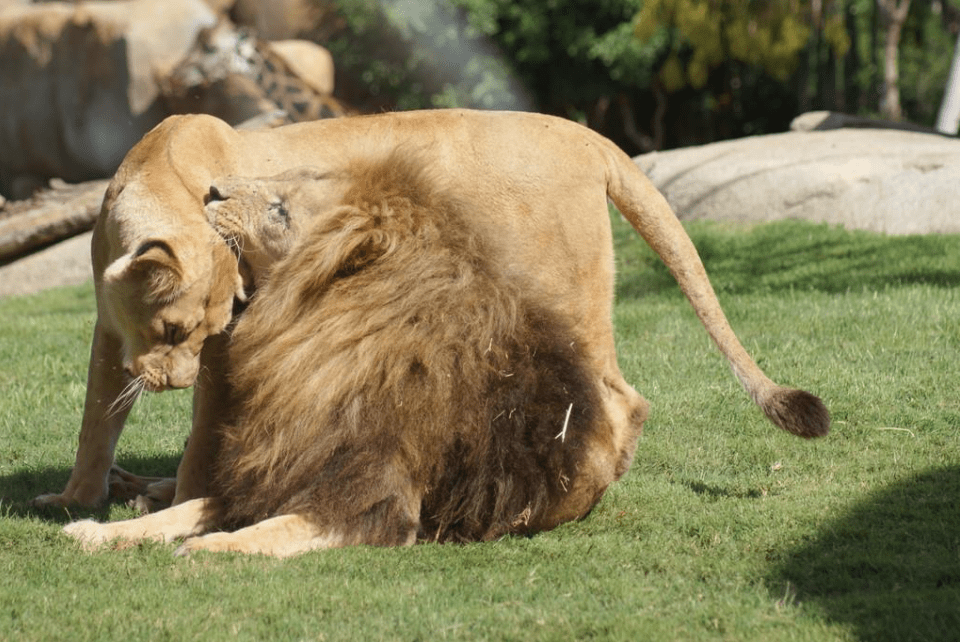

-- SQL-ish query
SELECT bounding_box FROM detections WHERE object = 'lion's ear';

[104,240,184,301]
[307,219,394,288]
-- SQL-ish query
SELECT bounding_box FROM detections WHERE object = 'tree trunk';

[877,0,912,121]
[844,1,861,112]
[936,29,960,134]
[0,179,108,264]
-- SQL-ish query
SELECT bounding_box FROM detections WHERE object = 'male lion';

[37,109,828,516]
[66,151,634,554]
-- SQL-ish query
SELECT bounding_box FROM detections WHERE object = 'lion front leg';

[33,322,136,509]
[63,498,216,549]
[175,513,417,558]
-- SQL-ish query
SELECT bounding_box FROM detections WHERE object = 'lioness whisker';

[107,377,143,417]
[227,233,244,258]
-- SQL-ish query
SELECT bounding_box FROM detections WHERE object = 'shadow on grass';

[0,453,181,522]
[613,219,960,299]
[684,480,764,500]
[769,465,960,641]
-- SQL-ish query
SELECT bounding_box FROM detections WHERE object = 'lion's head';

[204,167,346,290]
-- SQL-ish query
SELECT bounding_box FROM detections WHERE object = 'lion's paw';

[108,465,170,502]
[63,519,114,549]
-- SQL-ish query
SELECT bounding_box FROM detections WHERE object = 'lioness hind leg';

[107,464,172,503]
[175,514,417,558]
[528,376,648,534]
[63,497,216,549]
[131,478,178,514]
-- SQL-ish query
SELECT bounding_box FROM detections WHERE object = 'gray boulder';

[0,0,216,198]
[634,128,960,235]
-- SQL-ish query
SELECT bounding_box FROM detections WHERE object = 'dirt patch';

[0,231,93,298]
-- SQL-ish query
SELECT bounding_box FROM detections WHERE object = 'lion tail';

[601,141,830,439]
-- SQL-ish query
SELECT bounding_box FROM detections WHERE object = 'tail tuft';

[761,387,830,438]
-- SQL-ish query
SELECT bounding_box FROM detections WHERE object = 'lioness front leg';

[172,331,232,505]
[33,323,136,508]
[63,498,216,548]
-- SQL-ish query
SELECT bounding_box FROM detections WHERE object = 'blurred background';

[2,0,960,274]
[319,0,960,152]
[2,0,960,200]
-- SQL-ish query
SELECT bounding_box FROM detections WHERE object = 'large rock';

[230,0,319,39]
[634,128,960,235]
[0,0,216,198]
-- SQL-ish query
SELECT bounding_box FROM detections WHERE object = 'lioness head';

[99,184,245,393]
[204,167,344,288]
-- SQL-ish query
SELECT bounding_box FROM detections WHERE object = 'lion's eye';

[164,323,186,346]
[270,201,290,223]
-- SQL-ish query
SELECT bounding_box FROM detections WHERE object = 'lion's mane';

[210,151,607,544]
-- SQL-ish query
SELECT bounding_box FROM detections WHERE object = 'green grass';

[2,216,959,641]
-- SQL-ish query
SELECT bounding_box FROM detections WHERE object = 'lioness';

[66,150,637,554]
[37,109,828,514]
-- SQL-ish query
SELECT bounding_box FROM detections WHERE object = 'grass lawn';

[1,216,958,641]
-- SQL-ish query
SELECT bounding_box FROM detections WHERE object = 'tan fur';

[45,109,828,519]
[34,116,245,510]
[205,166,343,290]
[65,151,633,553]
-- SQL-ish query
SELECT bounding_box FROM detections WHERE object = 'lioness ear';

[212,236,250,303]
[104,240,184,301]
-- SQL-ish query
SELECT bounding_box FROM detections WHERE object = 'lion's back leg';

[525,396,645,535]
[518,255,648,532]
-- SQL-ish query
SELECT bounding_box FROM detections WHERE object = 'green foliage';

[452,0,658,98]
[896,0,960,125]
[319,0,960,147]
[634,0,849,90]
[321,0,535,111]
[322,0,664,117]
[617,218,960,298]
[2,219,960,639]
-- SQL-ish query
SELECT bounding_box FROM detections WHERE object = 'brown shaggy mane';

[208,149,608,544]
